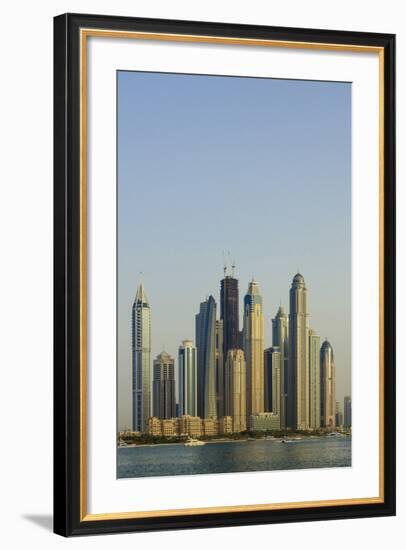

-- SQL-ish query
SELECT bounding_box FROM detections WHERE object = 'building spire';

[135,280,149,304]
[222,250,227,277]
[247,278,260,295]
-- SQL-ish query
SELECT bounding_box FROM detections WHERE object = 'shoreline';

[119,439,250,449]
[118,434,350,449]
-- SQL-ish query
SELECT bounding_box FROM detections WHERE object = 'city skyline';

[131,270,348,435]
[118,71,351,431]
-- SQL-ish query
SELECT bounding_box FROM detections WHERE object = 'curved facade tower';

[132,282,151,432]
[320,340,336,428]
[272,306,289,428]
[288,273,309,430]
[243,280,265,418]
[195,296,217,418]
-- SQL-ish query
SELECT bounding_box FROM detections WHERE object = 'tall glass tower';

[264,346,281,427]
[220,274,239,363]
[344,395,352,429]
[195,296,217,418]
[320,339,336,428]
[272,306,289,429]
[243,280,265,419]
[288,273,309,430]
[153,351,176,420]
[309,329,321,429]
[225,349,247,432]
[132,282,151,432]
[178,340,197,417]
[215,320,224,417]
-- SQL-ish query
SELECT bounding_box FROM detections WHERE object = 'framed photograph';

[54,13,396,536]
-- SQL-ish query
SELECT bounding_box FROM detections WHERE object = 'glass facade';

[132,284,151,432]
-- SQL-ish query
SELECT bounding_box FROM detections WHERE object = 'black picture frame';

[54,12,396,537]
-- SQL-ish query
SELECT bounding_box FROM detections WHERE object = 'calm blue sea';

[117,436,351,479]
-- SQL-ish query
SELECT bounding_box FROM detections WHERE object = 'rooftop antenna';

[232,259,236,278]
[222,250,227,277]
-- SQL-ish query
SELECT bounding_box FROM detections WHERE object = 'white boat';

[184,438,206,447]
[280,437,303,443]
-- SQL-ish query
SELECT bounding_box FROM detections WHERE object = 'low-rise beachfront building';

[202,418,218,436]
[178,415,203,437]
[147,415,239,438]
[219,416,233,434]
[162,418,178,436]
[250,412,281,431]
[147,417,162,436]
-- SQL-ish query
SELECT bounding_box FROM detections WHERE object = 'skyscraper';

[264,348,273,412]
[153,351,176,420]
[344,396,352,429]
[264,347,281,427]
[225,349,247,432]
[215,320,224,417]
[309,329,321,429]
[195,296,217,418]
[178,340,197,417]
[132,282,151,432]
[320,340,336,428]
[335,401,343,428]
[220,273,239,362]
[272,306,289,429]
[288,273,309,430]
[243,280,265,418]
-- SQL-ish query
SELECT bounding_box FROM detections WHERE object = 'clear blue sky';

[117,70,351,431]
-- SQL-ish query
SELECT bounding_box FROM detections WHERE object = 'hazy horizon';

[117,70,351,431]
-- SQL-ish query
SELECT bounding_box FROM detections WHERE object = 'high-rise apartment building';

[320,340,336,428]
[153,351,176,420]
[264,347,281,424]
[344,396,352,429]
[225,349,247,432]
[309,329,321,429]
[272,306,289,429]
[288,273,310,430]
[220,274,239,364]
[195,296,217,418]
[243,280,265,417]
[132,282,151,432]
[215,320,224,417]
[264,347,273,412]
[335,401,343,428]
[178,340,197,417]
